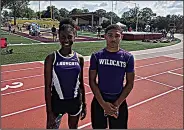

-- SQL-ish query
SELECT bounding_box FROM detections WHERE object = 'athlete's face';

[104,29,123,49]
[59,29,75,48]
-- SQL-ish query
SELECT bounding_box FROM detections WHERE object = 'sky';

[3,1,184,17]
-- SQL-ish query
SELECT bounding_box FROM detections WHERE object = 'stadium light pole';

[111,1,113,25]
[20,1,27,8]
[39,1,41,19]
[110,1,117,25]
[135,3,139,32]
[50,1,52,19]
[121,1,139,32]
[129,2,139,32]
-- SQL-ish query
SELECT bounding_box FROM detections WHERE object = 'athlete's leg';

[68,97,82,129]
[55,33,57,41]
[108,100,128,129]
[91,97,108,129]
[51,113,63,129]
[68,114,80,129]
[50,94,67,129]
[52,33,55,41]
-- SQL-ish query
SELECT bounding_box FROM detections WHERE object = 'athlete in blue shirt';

[44,19,86,129]
[89,24,135,129]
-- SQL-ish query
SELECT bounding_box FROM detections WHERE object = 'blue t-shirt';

[89,48,134,100]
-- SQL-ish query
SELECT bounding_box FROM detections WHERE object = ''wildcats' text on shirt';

[99,59,126,68]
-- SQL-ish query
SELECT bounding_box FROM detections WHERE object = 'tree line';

[1,0,183,33]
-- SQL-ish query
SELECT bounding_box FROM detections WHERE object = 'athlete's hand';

[80,103,87,120]
[46,112,56,129]
[102,102,117,116]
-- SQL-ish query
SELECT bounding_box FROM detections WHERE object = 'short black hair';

[105,24,122,34]
[58,18,76,33]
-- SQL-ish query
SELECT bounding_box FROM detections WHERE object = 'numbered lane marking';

[1,82,23,91]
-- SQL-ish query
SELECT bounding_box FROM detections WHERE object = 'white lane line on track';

[1,86,44,96]
[2,58,182,82]
[3,58,176,73]
[1,66,43,73]
[1,74,44,83]
[84,83,90,87]
[1,104,46,118]
[2,57,181,118]
[167,71,183,77]
[82,59,180,69]
[1,76,182,120]
[78,87,178,129]
[1,77,143,96]
[135,59,180,69]
[1,90,92,118]
[1,66,182,96]
[177,86,183,91]
[2,66,181,83]
[145,78,176,89]
[1,83,91,96]
[1,87,178,119]
[143,67,183,79]
[1,75,90,83]
[1,61,43,67]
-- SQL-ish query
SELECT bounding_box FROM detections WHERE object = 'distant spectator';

[162,29,167,38]
[8,24,12,34]
[97,26,101,39]
[128,27,132,32]
[170,29,174,40]
[74,26,80,37]
[27,25,31,31]
[51,25,57,41]
[17,24,19,31]
[12,29,15,33]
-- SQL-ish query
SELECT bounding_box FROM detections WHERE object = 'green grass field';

[1,30,180,65]
[78,31,101,37]
[0,31,40,44]
[1,39,180,65]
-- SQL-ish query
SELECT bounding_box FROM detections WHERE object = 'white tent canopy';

[23,22,31,25]
[116,22,126,27]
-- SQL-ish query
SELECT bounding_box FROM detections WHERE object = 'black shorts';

[91,97,128,129]
[52,32,57,36]
[51,96,82,116]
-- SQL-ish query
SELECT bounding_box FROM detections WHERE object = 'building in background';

[70,12,108,27]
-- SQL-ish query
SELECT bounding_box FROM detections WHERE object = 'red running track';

[1,56,183,129]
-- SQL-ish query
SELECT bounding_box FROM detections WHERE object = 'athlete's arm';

[44,53,54,114]
[77,54,87,120]
[89,70,104,105]
[113,55,135,107]
[44,53,56,128]
[78,56,86,106]
[89,70,117,115]
[113,72,135,107]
